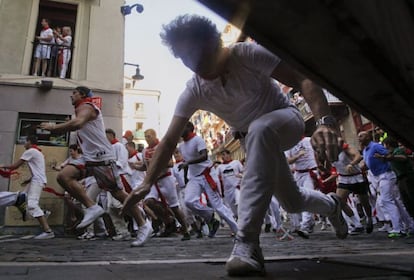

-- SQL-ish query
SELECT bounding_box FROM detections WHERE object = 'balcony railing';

[31,42,73,78]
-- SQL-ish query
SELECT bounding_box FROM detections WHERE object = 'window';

[17,113,71,147]
[135,122,144,131]
[134,102,144,114]
[30,0,78,78]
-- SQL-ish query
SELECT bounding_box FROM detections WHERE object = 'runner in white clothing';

[177,122,238,237]
[1,135,54,239]
[285,136,318,234]
[40,86,151,247]
[122,15,346,276]
[217,149,243,219]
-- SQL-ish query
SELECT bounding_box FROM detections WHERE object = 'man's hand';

[311,125,339,164]
[178,162,189,172]
[39,122,55,131]
[345,164,356,173]
[121,182,152,216]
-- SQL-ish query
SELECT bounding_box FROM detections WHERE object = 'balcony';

[31,42,73,79]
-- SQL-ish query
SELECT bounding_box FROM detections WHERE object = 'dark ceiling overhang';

[199,0,414,148]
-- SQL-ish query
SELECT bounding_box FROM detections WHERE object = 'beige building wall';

[0,0,125,229]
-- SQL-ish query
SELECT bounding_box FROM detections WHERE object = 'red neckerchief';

[175,159,183,164]
[111,138,119,145]
[148,139,159,149]
[42,25,49,31]
[183,132,196,142]
[222,159,233,164]
[31,145,42,152]
[129,150,138,159]
[74,97,93,109]
[342,143,349,150]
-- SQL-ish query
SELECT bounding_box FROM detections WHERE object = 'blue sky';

[123,0,227,135]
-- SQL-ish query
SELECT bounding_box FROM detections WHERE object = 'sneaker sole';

[328,193,348,239]
[225,258,265,277]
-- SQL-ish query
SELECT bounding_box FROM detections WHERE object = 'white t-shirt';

[57,35,72,48]
[39,28,53,44]
[178,135,211,179]
[20,148,47,184]
[217,160,243,190]
[285,137,317,171]
[174,42,289,132]
[128,152,146,188]
[332,150,365,184]
[112,141,132,175]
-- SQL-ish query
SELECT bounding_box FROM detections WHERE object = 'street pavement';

[0,223,413,279]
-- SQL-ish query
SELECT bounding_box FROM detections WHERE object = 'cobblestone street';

[0,223,413,279]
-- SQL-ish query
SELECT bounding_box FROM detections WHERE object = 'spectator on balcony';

[33,18,54,77]
[56,26,72,79]
[48,26,61,77]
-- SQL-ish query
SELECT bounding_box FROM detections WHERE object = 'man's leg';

[56,166,95,208]
[227,107,343,276]
[111,188,152,247]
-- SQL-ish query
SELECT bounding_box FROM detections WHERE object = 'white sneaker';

[327,193,348,239]
[131,220,152,247]
[378,224,392,232]
[34,231,55,240]
[112,232,132,241]
[76,205,105,229]
[77,231,95,240]
[225,238,265,276]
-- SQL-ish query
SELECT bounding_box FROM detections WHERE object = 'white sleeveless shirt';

[332,150,365,184]
[76,102,114,162]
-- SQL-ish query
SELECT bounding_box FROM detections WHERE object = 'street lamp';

[124,63,144,86]
[120,3,144,16]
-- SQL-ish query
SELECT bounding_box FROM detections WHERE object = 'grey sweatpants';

[237,106,336,243]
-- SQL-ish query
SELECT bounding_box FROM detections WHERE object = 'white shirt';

[285,137,317,171]
[332,149,365,184]
[128,152,145,188]
[57,35,72,48]
[217,160,243,190]
[20,148,47,184]
[39,28,53,44]
[112,141,132,175]
[174,42,289,132]
[178,135,211,179]
[76,103,114,162]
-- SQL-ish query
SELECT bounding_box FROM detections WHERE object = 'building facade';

[123,77,161,146]
[0,0,125,230]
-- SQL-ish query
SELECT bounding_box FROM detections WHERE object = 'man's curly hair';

[160,14,222,57]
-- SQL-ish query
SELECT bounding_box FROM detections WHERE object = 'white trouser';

[370,171,402,232]
[176,186,195,225]
[238,107,336,243]
[60,49,71,78]
[145,175,180,208]
[294,171,316,230]
[27,181,45,218]
[185,170,238,233]
[223,185,239,218]
[0,191,18,208]
[268,196,282,229]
